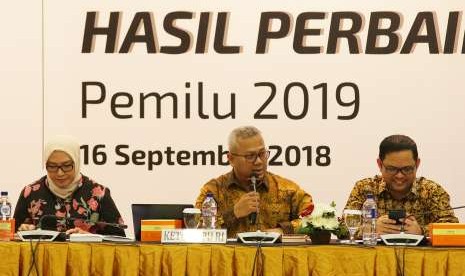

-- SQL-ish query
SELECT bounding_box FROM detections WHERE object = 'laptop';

[131,203,193,241]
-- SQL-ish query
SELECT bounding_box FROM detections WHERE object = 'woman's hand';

[18,224,36,231]
[65,227,90,235]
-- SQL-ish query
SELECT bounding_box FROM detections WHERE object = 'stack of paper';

[281,234,308,243]
[69,233,103,242]
[69,233,135,243]
[102,235,135,242]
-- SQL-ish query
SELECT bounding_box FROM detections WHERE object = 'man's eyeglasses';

[382,164,416,175]
[46,163,74,173]
[230,150,270,163]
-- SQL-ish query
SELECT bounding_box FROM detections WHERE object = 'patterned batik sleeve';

[344,179,371,211]
[194,182,209,210]
[343,179,375,238]
[423,184,459,235]
[195,180,237,230]
[97,187,126,236]
[287,187,313,234]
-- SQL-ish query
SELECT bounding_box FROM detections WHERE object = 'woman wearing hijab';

[13,135,125,236]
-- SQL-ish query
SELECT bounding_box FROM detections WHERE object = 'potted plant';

[297,202,348,244]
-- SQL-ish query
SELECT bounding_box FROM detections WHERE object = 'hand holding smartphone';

[388,209,406,225]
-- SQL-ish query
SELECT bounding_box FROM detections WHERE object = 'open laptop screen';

[131,203,193,241]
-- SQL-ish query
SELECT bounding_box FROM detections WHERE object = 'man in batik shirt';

[344,134,458,236]
[195,126,313,238]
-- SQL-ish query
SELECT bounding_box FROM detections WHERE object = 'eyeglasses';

[230,150,270,163]
[382,164,416,175]
[46,163,74,173]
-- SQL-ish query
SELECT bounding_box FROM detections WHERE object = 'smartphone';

[388,209,406,225]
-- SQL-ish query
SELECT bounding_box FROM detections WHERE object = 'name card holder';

[0,219,15,241]
[141,219,183,242]
[161,229,227,244]
[430,223,465,246]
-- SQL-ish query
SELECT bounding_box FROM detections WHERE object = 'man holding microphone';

[195,126,313,238]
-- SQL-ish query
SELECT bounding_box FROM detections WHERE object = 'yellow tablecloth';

[1,242,465,276]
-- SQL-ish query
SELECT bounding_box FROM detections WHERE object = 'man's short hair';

[379,134,418,161]
[228,126,262,152]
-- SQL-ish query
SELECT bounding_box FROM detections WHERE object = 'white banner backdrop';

[1,1,465,236]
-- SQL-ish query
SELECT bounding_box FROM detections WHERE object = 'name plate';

[0,219,15,241]
[161,229,227,244]
[430,223,465,246]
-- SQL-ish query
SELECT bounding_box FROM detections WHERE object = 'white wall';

[2,1,465,237]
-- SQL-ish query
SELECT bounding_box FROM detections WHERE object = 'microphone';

[249,173,258,225]
[38,214,59,230]
[94,221,128,229]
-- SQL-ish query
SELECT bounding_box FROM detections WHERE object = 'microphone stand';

[249,173,263,276]
[250,173,259,230]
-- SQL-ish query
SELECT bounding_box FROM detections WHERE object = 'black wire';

[394,247,402,276]
[251,239,263,276]
[27,239,34,276]
[27,237,41,276]
[402,248,405,276]
[394,246,406,276]
[34,238,40,276]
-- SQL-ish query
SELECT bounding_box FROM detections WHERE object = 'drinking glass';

[343,209,362,244]
[183,208,201,229]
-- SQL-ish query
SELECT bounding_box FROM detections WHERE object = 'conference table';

[1,241,465,276]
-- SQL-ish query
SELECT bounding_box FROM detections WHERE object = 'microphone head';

[249,172,259,225]
[249,173,259,193]
[250,172,258,184]
[39,215,58,231]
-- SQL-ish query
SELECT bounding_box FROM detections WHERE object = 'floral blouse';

[13,175,125,236]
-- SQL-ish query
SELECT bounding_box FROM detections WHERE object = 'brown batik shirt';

[344,175,459,235]
[195,171,313,238]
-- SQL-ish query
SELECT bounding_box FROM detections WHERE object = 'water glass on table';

[343,209,362,244]
[183,208,201,229]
